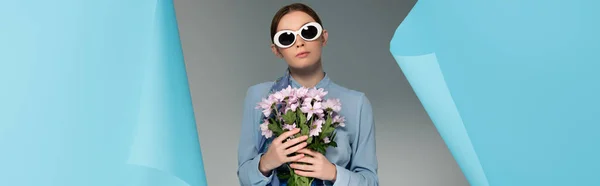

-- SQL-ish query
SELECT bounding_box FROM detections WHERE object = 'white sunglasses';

[273,22,323,48]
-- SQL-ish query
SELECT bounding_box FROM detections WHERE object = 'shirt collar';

[289,72,331,89]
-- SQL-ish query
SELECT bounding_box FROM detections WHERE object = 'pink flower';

[285,102,299,113]
[315,88,328,98]
[309,119,324,137]
[283,123,297,131]
[305,89,317,102]
[323,137,331,144]
[260,119,273,138]
[317,112,325,119]
[322,98,342,112]
[262,109,272,118]
[288,95,299,104]
[302,88,327,104]
[256,98,274,110]
[308,88,328,100]
[256,98,276,117]
[303,97,314,104]
[300,101,324,121]
[271,91,285,102]
[333,115,346,127]
[295,87,309,99]
[281,85,294,96]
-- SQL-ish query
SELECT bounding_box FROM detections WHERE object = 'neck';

[288,61,325,88]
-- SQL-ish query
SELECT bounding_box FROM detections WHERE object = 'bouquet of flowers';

[256,85,346,186]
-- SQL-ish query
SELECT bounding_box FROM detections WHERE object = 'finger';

[290,163,315,172]
[297,148,318,157]
[275,128,300,143]
[284,141,307,155]
[293,156,316,164]
[284,153,305,163]
[281,135,308,149]
[293,169,315,178]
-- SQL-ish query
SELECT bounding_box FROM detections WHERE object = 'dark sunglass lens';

[301,25,318,39]
[278,32,295,46]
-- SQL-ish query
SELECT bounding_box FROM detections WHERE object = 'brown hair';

[270,3,323,44]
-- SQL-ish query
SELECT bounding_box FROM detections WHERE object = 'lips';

[296,51,310,57]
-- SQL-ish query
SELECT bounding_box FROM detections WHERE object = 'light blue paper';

[394,54,489,186]
[0,0,208,186]
[391,0,600,186]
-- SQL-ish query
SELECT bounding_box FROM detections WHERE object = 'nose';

[295,35,305,48]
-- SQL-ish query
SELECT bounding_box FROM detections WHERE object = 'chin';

[288,60,318,70]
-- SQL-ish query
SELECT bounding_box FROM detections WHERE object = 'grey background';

[174,0,468,185]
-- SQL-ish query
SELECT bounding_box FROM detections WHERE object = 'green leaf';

[320,130,330,140]
[325,127,335,134]
[316,146,326,154]
[329,141,338,148]
[325,115,333,128]
[288,109,296,117]
[327,133,336,144]
[283,111,296,124]
[300,123,309,136]
[307,136,313,144]
[313,137,321,145]
[297,109,306,125]
[287,176,295,186]
[292,174,311,186]
[320,128,334,140]
[307,142,319,149]
[267,118,283,134]
[282,114,291,125]
[268,123,283,135]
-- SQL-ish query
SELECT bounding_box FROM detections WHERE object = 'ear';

[270,44,283,58]
[321,29,329,47]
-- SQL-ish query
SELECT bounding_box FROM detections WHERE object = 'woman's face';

[271,11,328,70]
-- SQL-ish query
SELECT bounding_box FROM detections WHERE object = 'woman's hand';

[290,148,337,182]
[259,128,308,176]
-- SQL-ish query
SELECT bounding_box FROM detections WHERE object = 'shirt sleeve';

[237,87,275,186]
[333,94,379,186]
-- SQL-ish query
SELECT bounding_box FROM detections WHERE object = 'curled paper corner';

[125,42,207,186]
[125,113,206,186]
[392,53,489,186]
[125,86,207,186]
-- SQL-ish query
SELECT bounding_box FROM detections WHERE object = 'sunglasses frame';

[273,22,323,48]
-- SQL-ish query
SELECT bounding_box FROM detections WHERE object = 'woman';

[237,3,379,186]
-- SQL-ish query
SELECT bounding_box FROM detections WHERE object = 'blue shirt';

[237,74,379,186]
